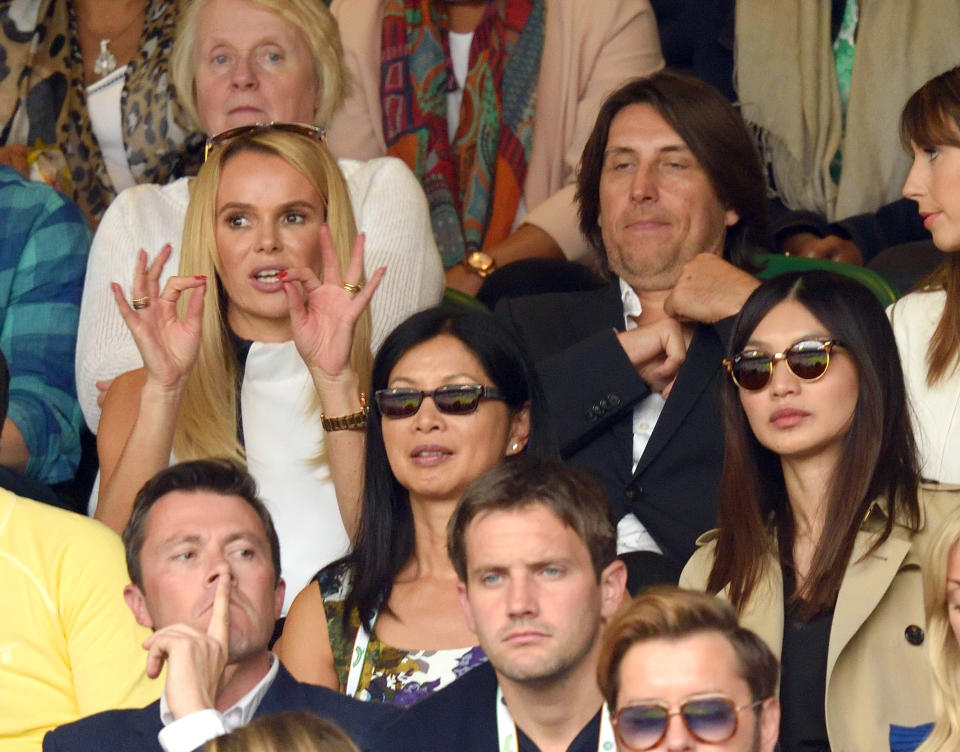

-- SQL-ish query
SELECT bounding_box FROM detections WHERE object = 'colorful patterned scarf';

[380,0,544,267]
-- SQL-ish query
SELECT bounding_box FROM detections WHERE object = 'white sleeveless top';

[241,340,349,614]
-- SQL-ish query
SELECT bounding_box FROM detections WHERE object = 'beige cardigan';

[327,0,664,260]
[681,484,960,752]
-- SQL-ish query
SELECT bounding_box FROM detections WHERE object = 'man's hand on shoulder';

[144,574,231,719]
[664,254,760,324]
[616,317,687,397]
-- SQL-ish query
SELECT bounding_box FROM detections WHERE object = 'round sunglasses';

[374,385,506,419]
[722,339,841,391]
[613,695,766,750]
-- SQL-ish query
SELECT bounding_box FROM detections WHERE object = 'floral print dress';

[316,560,487,707]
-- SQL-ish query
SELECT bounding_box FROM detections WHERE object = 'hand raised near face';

[664,253,760,324]
[616,316,688,397]
[781,231,864,266]
[110,245,206,392]
[143,570,231,720]
[280,225,384,385]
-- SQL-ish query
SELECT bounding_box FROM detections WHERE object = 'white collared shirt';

[157,653,280,752]
[616,279,664,556]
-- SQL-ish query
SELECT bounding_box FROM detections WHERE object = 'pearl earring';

[511,442,520,452]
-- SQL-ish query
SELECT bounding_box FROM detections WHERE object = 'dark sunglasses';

[613,695,766,750]
[204,122,327,161]
[722,339,841,391]
[374,385,506,419]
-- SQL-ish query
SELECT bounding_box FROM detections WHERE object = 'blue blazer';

[374,662,602,752]
[43,662,399,752]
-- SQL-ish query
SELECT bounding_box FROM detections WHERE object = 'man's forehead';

[605,103,693,154]
[143,490,267,547]
[465,504,587,562]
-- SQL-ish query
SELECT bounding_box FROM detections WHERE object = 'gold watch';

[463,251,497,278]
[321,394,369,432]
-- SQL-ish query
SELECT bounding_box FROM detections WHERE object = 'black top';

[778,570,833,752]
[374,661,603,752]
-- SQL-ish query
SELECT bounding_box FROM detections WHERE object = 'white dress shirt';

[616,279,664,556]
[157,654,280,752]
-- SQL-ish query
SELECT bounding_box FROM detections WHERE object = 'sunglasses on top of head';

[374,384,506,419]
[613,694,767,750]
[204,122,326,161]
[722,339,842,391]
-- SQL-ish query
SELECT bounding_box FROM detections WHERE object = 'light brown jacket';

[681,484,960,752]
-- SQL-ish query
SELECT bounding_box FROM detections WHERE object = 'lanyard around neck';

[345,609,377,698]
[495,685,616,752]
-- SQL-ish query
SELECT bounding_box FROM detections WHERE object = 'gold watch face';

[466,251,495,273]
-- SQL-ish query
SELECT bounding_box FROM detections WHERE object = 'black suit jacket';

[43,663,398,752]
[498,280,732,572]
[374,662,602,752]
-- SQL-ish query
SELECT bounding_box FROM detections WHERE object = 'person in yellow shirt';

[0,490,160,750]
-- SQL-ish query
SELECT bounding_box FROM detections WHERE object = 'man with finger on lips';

[497,70,770,590]
[43,459,397,752]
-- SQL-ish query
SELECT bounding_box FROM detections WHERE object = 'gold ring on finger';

[131,296,150,310]
[342,282,362,295]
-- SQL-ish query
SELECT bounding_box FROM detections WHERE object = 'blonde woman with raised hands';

[97,127,382,614]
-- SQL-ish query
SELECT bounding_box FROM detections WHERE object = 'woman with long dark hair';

[681,270,960,751]
[277,306,557,706]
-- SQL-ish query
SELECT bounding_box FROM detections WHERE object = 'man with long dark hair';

[499,70,769,590]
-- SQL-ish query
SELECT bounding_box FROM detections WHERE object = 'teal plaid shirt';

[0,166,90,484]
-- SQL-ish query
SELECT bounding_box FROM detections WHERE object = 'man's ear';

[598,559,628,622]
[274,578,286,620]
[758,697,781,752]
[456,581,478,636]
[124,583,155,630]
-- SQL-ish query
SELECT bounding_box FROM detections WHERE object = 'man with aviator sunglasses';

[598,588,779,752]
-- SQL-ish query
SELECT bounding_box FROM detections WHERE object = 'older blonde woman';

[97,127,380,614]
[75,0,444,435]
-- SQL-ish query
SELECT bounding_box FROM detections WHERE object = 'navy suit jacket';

[497,280,733,573]
[374,662,602,752]
[43,663,398,752]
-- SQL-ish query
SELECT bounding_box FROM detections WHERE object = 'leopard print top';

[0,0,204,221]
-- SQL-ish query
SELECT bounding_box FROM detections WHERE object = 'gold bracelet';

[321,393,369,432]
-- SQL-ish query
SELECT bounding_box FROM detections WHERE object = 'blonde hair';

[171,0,346,129]
[204,711,360,752]
[918,506,960,752]
[175,129,371,463]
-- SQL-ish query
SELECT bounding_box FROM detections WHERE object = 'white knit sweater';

[76,157,444,432]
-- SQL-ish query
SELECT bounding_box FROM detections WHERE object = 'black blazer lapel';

[634,323,723,477]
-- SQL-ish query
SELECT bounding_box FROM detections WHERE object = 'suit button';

[607,393,621,408]
[625,489,634,499]
[905,625,924,645]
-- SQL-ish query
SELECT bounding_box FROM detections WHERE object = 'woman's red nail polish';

[195,275,207,280]
[278,271,288,278]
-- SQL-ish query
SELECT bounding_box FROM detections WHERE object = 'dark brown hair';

[707,272,920,619]
[900,65,960,386]
[576,70,769,276]
[597,587,778,710]
[122,458,282,589]
[447,455,616,583]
